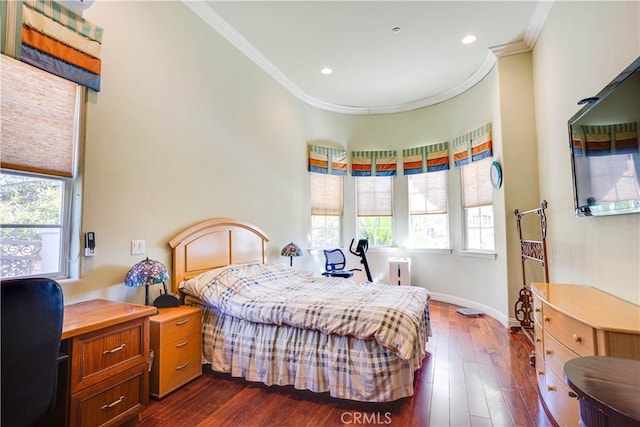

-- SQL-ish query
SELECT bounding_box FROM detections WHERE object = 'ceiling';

[183,1,553,114]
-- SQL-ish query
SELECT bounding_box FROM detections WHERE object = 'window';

[310,173,343,247]
[461,158,494,251]
[356,176,393,246]
[408,171,449,248]
[1,55,82,279]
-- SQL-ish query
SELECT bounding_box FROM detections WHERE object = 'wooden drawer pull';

[101,395,125,410]
[573,334,582,343]
[175,319,190,326]
[547,385,556,392]
[102,344,126,355]
[534,307,541,313]
[544,316,550,322]
[175,341,189,348]
[535,338,542,343]
[545,349,553,355]
[537,370,544,376]
[176,362,189,370]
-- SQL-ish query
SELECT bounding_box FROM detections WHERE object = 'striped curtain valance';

[580,122,638,156]
[453,123,492,168]
[308,144,348,176]
[403,142,450,175]
[1,0,103,91]
[351,150,397,176]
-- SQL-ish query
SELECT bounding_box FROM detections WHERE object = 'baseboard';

[428,292,510,328]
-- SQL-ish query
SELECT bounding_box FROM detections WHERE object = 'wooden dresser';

[61,299,156,427]
[531,283,640,427]
[149,306,202,399]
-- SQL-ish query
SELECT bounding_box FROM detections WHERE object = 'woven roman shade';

[461,158,493,208]
[310,173,343,216]
[1,54,79,177]
[409,172,448,215]
[356,176,393,216]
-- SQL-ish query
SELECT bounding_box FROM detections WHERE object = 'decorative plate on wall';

[490,161,503,189]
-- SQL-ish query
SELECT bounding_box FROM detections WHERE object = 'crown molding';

[183,0,552,115]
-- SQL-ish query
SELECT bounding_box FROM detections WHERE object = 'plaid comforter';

[180,263,430,360]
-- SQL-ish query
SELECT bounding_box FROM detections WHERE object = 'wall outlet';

[131,240,145,255]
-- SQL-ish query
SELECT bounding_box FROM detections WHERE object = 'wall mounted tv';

[568,56,640,217]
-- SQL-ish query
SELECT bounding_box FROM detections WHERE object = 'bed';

[168,218,431,402]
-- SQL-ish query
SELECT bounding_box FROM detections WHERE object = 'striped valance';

[351,150,397,176]
[1,0,103,91]
[579,122,638,156]
[308,144,348,176]
[403,142,449,175]
[453,124,492,168]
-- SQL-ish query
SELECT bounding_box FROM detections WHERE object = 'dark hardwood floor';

[138,301,554,426]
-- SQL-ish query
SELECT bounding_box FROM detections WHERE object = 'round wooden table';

[564,356,640,427]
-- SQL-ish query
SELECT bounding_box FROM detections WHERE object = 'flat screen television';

[568,56,640,217]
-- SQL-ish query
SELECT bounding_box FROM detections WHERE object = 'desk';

[60,299,156,427]
[564,356,640,427]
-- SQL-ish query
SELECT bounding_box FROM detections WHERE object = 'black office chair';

[1,278,64,427]
[322,248,360,278]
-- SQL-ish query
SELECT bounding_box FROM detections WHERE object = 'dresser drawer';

[534,320,544,362]
[543,331,578,380]
[543,370,580,427]
[70,318,148,393]
[532,295,544,325]
[543,304,596,356]
[70,363,148,427]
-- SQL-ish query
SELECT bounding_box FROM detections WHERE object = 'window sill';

[406,247,452,255]
[458,250,497,260]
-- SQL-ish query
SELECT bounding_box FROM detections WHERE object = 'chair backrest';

[323,248,347,272]
[1,278,64,427]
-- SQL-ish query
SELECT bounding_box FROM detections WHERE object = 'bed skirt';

[185,298,428,402]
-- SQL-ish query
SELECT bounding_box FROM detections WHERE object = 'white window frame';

[408,171,450,249]
[355,176,394,247]
[461,158,495,252]
[310,173,343,248]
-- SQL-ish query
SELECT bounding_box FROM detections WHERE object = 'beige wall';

[532,1,640,305]
[65,1,639,321]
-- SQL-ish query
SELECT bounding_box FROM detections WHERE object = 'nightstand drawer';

[70,318,147,393]
[158,345,201,394]
[160,311,200,343]
[70,363,147,427]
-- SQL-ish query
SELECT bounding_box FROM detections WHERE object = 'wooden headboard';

[167,218,269,293]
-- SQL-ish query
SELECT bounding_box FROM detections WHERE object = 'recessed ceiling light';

[462,34,477,45]
[321,67,333,75]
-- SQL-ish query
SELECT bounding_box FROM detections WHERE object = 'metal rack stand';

[513,200,549,345]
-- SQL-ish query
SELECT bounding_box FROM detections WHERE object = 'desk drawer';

[543,304,596,356]
[70,363,147,427]
[71,318,148,392]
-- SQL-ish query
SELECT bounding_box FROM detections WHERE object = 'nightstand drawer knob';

[102,344,126,355]
[573,334,582,343]
[176,362,189,370]
[175,319,190,326]
[101,395,125,410]
[175,341,189,348]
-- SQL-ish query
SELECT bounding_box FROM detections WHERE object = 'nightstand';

[149,306,202,399]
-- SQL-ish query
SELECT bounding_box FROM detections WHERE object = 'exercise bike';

[349,238,373,282]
